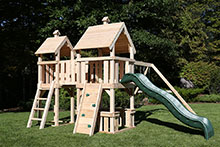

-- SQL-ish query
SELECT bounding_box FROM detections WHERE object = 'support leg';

[110,88,115,133]
[54,88,59,126]
[70,88,75,123]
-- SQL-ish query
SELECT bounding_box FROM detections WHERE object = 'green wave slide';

[121,73,214,140]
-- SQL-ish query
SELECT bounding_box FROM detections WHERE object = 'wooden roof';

[35,36,74,55]
[74,22,136,54]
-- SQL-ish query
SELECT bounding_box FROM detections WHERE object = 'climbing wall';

[73,83,102,136]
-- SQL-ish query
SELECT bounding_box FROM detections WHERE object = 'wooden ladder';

[73,83,102,136]
[27,81,55,129]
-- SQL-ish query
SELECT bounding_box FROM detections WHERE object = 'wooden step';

[39,87,50,90]
[31,118,42,121]
[37,98,47,101]
[34,108,45,111]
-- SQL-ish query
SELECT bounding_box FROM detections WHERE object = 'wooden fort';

[27,17,194,135]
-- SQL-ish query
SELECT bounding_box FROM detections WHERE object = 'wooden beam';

[38,55,43,83]
[151,64,196,114]
[54,51,60,126]
[134,61,153,67]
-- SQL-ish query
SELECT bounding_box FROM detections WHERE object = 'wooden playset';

[27,17,214,139]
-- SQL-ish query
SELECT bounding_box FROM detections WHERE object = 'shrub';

[195,94,220,103]
[51,88,71,111]
[101,89,149,109]
[18,99,34,111]
[175,87,205,102]
[209,69,220,94]
[180,61,219,88]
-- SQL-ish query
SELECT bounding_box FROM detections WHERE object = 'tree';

[173,0,220,65]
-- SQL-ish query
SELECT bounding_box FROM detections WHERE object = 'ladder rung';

[34,108,45,111]
[37,98,47,101]
[31,118,42,121]
[39,87,50,90]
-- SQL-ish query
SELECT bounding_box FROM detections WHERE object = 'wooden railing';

[76,56,135,84]
[38,60,77,86]
[38,61,56,86]
[99,111,120,133]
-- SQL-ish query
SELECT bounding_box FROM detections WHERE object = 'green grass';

[0,103,219,147]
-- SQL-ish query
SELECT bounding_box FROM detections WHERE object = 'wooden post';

[76,53,81,84]
[130,89,134,110]
[129,46,134,74]
[110,46,115,83]
[38,55,43,83]
[70,88,75,123]
[71,50,75,83]
[115,62,119,83]
[125,61,130,73]
[129,46,134,60]
[130,89,135,127]
[54,52,60,126]
[110,88,115,133]
[37,55,43,119]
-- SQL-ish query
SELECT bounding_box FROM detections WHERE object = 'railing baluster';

[104,117,108,132]
[115,62,119,83]
[81,62,86,83]
[99,61,103,83]
[90,62,94,83]
[50,64,53,83]
[61,62,65,83]
[119,61,124,80]
[42,65,45,84]
[104,61,109,83]
[46,64,49,84]
[66,61,70,82]
[99,116,103,132]
[95,62,98,83]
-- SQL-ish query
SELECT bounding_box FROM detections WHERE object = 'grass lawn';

[0,103,219,147]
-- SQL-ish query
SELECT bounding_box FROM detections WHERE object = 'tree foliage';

[0,0,219,109]
[180,61,219,88]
